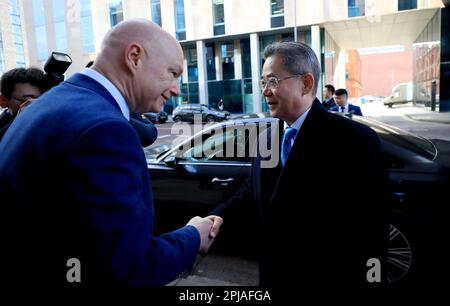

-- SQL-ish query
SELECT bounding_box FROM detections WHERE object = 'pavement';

[360,101,450,124]
[167,255,259,286]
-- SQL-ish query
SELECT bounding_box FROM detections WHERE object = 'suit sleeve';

[65,119,199,286]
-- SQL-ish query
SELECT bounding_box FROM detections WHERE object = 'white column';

[250,33,262,113]
[335,49,347,90]
[196,40,209,105]
[234,40,242,80]
[311,25,322,101]
[215,42,223,81]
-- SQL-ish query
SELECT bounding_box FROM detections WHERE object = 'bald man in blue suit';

[0,19,222,287]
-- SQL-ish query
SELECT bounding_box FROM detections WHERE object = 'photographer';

[0,67,47,142]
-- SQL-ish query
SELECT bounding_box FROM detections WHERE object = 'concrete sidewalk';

[168,254,259,286]
[404,109,450,124]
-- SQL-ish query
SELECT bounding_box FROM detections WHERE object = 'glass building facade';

[10,0,25,67]
[80,0,95,54]
[398,0,417,11]
[0,31,5,72]
[213,0,225,36]
[271,0,285,28]
[52,0,68,53]
[348,0,365,17]
[413,7,450,112]
[151,0,162,26]
[174,0,186,41]
[109,0,124,27]
[33,0,48,61]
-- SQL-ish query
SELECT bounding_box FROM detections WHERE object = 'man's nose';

[170,82,181,97]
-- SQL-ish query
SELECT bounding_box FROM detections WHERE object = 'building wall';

[345,49,362,98]
[360,46,413,97]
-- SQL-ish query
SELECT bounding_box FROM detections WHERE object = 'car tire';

[173,115,182,122]
[159,119,167,124]
[205,115,215,123]
[388,103,393,108]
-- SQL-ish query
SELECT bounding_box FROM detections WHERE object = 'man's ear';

[302,74,314,95]
[125,43,144,70]
[0,95,8,108]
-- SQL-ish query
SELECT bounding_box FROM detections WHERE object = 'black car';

[172,103,230,123]
[144,116,449,285]
[143,110,168,123]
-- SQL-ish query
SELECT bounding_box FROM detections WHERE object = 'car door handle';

[212,178,234,186]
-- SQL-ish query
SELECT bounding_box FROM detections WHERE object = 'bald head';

[92,18,184,113]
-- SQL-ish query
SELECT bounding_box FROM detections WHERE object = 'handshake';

[187,215,223,254]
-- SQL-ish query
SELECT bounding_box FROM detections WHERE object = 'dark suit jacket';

[0,109,14,142]
[330,103,363,116]
[322,97,336,110]
[130,113,158,147]
[0,73,200,286]
[213,99,390,289]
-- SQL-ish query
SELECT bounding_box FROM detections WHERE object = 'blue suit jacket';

[0,73,199,286]
[330,103,363,116]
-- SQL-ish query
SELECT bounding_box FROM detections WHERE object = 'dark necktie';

[281,127,297,167]
[341,106,345,113]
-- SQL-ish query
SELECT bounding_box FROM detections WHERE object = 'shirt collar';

[340,103,349,112]
[81,68,130,120]
[285,107,311,133]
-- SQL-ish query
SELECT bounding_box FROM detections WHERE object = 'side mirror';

[164,155,177,167]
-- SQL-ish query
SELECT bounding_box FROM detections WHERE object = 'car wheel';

[205,115,215,123]
[173,115,182,122]
[388,103,393,108]
[159,119,167,124]
[386,224,412,283]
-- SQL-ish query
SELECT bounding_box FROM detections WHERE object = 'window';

[174,0,186,40]
[213,0,225,35]
[33,0,48,61]
[206,43,216,80]
[180,124,259,163]
[53,0,68,53]
[348,0,365,17]
[10,0,25,66]
[151,0,162,26]
[271,0,284,28]
[398,0,417,11]
[109,0,123,27]
[186,46,198,82]
[80,0,95,53]
[222,42,234,80]
[0,33,5,72]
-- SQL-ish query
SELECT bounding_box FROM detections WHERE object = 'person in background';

[330,88,363,116]
[0,67,47,142]
[322,84,336,110]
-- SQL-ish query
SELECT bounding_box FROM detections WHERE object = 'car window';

[178,123,261,162]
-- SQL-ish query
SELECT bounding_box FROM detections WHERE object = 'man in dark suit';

[322,84,336,110]
[211,42,389,290]
[0,19,220,286]
[330,88,363,116]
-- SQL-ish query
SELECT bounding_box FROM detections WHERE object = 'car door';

[149,122,262,233]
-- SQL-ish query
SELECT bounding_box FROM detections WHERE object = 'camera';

[43,51,72,89]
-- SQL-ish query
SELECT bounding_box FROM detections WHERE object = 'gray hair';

[263,41,321,96]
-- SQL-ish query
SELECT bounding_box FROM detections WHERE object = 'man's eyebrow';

[261,73,275,78]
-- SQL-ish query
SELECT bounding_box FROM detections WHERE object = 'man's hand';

[187,216,214,254]
[206,215,223,239]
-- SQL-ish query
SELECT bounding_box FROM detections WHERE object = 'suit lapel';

[267,98,325,209]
